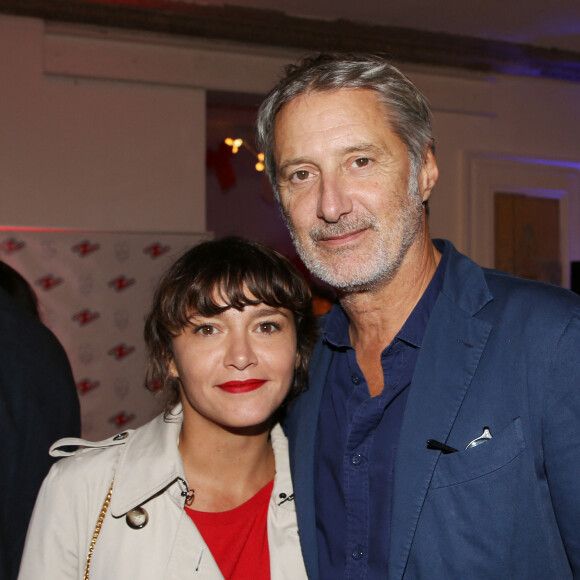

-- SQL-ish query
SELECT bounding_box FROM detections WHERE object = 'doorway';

[494,192,561,285]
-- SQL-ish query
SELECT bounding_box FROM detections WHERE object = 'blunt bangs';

[160,238,310,331]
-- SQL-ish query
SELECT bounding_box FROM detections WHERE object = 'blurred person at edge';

[256,53,580,579]
[18,237,316,579]
[0,261,80,580]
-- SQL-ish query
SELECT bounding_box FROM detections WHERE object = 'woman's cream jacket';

[18,408,307,579]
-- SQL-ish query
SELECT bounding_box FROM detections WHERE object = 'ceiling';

[205,0,580,53]
[3,0,580,81]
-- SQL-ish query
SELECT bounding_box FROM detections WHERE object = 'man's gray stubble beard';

[283,175,424,292]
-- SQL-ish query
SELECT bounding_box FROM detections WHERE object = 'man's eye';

[291,170,310,181]
[354,158,370,168]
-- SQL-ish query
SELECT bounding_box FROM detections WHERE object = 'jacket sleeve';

[17,456,108,580]
[542,308,580,578]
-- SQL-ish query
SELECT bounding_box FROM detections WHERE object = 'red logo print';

[108,276,136,292]
[72,240,101,257]
[0,237,25,255]
[72,309,101,326]
[35,274,63,291]
[147,378,164,393]
[108,343,136,360]
[108,411,136,428]
[76,379,100,395]
[143,242,170,259]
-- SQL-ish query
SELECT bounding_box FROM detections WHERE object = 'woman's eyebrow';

[253,307,290,319]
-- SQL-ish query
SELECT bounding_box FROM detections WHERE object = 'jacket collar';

[108,407,294,518]
[110,406,186,517]
[435,238,493,315]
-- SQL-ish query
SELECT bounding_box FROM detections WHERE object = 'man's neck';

[338,232,441,396]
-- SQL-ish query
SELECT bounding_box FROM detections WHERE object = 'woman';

[18,237,317,579]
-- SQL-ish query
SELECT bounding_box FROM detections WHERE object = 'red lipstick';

[217,379,267,393]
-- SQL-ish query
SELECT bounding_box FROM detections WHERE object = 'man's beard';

[285,174,424,293]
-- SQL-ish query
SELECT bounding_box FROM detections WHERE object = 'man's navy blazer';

[285,240,580,579]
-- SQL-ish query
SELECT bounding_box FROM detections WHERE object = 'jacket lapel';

[388,246,494,580]
[110,409,185,517]
[286,338,333,580]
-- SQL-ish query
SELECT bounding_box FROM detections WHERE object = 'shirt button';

[351,453,364,466]
[352,375,360,385]
[351,545,365,560]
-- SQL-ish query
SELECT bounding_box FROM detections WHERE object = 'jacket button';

[113,432,128,441]
[351,545,365,560]
[126,507,148,529]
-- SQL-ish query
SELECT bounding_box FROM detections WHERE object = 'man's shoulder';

[441,239,580,318]
[482,266,580,314]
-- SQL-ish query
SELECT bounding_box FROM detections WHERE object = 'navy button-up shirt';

[315,245,448,579]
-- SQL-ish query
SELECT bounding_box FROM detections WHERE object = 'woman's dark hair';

[144,236,318,414]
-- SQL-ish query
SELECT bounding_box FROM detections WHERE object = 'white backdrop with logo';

[0,229,209,440]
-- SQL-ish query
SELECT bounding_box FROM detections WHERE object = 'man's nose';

[316,174,353,223]
[224,333,258,370]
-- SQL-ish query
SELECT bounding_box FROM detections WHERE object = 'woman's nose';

[224,334,258,370]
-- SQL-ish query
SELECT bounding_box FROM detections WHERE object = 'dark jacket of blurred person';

[0,262,81,580]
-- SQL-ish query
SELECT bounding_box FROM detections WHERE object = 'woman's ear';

[168,358,179,379]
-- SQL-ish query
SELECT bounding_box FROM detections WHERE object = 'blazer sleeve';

[542,307,580,578]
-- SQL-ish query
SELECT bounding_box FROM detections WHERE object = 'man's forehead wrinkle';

[274,89,402,177]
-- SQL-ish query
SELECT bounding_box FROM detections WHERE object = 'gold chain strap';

[83,478,114,580]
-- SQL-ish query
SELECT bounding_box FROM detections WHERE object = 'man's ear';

[419,149,439,203]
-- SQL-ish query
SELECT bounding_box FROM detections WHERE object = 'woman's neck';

[178,417,275,512]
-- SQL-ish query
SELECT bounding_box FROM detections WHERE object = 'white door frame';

[466,153,580,288]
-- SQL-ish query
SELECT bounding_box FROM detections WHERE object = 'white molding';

[43,23,297,93]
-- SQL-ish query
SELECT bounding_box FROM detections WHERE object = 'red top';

[186,479,274,579]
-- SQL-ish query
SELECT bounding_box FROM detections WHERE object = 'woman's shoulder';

[45,430,131,492]
[47,412,170,482]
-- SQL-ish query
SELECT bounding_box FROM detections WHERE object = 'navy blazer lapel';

[388,246,493,580]
[286,338,333,580]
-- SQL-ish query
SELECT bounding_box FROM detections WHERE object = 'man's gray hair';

[256,53,434,201]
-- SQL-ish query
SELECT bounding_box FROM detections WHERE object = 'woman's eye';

[194,325,216,336]
[257,322,280,334]
[353,157,370,168]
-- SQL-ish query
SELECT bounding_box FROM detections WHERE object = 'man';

[0,265,81,580]
[256,54,580,579]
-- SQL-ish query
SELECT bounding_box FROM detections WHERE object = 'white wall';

[2,13,580,265]
[0,15,206,233]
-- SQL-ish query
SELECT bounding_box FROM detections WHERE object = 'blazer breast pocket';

[431,417,526,489]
